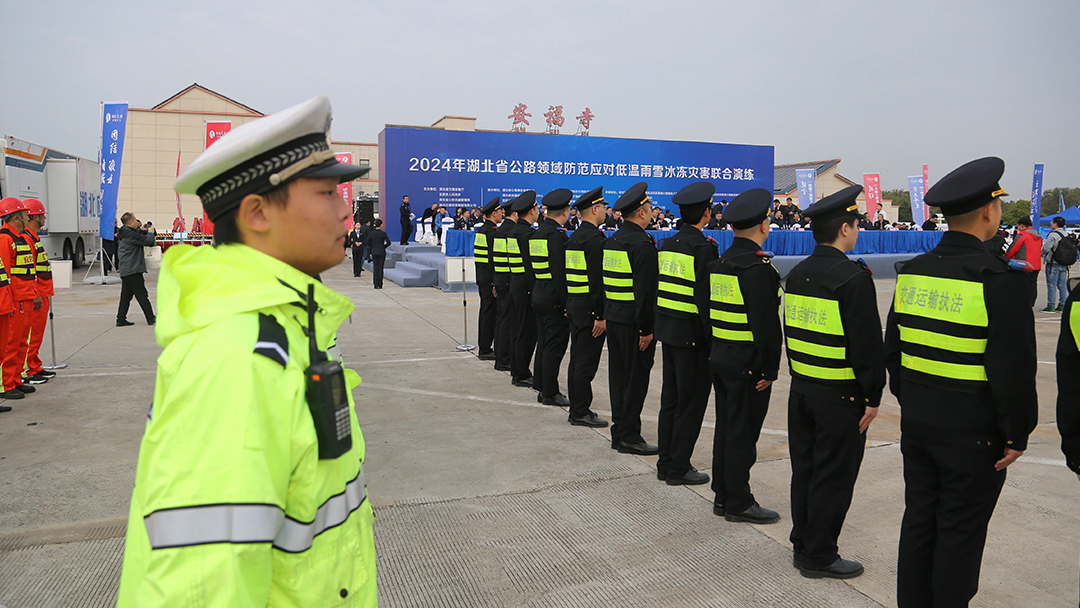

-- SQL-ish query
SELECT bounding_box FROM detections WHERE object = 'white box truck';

[0,135,101,267]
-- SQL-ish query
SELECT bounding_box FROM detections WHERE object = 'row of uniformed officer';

[473,197,502,361]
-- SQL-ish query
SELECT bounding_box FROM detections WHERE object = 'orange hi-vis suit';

[0,242,13,391]
[23,226,52,377]
[0,223,38,390]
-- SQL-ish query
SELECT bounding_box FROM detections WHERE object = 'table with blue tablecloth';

[445,228,944,258]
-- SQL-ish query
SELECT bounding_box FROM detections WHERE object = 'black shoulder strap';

[819,259,868,292]
[254,313,289,368]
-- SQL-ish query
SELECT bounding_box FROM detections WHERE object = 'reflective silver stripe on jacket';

[145,504,284,549]
[143,471,367,552]
[273,472,367,553]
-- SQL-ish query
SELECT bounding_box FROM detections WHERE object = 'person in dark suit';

[347,224,365,277]
[399,195,414,245]
[368,219,391,289]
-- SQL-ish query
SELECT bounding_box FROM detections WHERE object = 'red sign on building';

[336,152,355,229]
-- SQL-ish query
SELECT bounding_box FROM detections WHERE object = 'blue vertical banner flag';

[1030,163,1044,222]
[909,176,926,226]
[795,169,816,209]
[99,102,128,240]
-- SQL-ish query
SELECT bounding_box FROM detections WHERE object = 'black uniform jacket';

[883,230,1038,450]
[367,229,390,255]
[784,245,885,406]
[1056,281,1080,473]
[566,220,607,321]
[474,219,498,281]
[707,236,783,380]
[531,218,569,310]
[654,224,718,347]
[493,219,517,290]
[510,218,536,296]
[603,221,658,335]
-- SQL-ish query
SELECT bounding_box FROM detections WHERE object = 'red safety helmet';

[0,197,27,216]
[23,198,46,216]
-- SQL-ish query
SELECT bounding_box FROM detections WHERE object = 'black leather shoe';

[616,441,659,456]
[656,469,666,481]
[511,376,534,387]
[725,503,780,524]
[666,468,710,486]
[569,413,608,428]
[15,385,35,394]
[478,352,496,361]
[147,317,156,326]
[541,393,570,407]
[0,390,23,400]
[0,404,11,412]
[799,557,864,579]
[712,502,725,517]
[494,363,511,372]
[793,553,806,569]
[116,319,134,327]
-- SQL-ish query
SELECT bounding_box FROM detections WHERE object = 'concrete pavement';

[0,255,1077,607]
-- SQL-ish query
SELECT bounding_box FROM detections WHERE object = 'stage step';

[383,261,438,288]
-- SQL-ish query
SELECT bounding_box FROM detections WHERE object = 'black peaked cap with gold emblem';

[612,182,649,215]
[803,185,864,223]
[724,188,773,229]
[925,157,1008,216]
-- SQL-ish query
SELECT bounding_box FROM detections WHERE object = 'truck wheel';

[63,239,74,264]
[74,239,85,269]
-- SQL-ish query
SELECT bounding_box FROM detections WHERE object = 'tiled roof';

[773,159,841,194]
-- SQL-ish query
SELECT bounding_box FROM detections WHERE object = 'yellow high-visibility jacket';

[117,243,376,608]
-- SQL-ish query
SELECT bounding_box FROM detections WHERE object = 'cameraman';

[115,212,157,326]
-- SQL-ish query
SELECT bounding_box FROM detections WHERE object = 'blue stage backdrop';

[378,127,774,243]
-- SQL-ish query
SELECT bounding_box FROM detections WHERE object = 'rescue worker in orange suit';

[0,200,17,409]
[0,197,39,400]
[22,199,56,385]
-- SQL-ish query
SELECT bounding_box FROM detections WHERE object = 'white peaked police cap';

[174,95,368,222]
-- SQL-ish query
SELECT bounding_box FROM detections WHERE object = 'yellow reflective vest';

[117,243,376,608]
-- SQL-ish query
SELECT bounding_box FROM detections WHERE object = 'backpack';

[1053,230,1078,266]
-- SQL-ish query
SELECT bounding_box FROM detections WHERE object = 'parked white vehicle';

[0,135,101,267]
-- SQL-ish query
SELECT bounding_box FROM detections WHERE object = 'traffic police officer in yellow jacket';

[117,95,377,608]
[784,185,885,580]
[885,157,1038,608]
[655,181,719,486]
[706,187,782,524]
[474,196,502,361]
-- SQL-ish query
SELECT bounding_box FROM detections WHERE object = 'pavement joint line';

[0,518,128,551]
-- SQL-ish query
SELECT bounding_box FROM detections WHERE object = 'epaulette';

[855,257,873,276]
[1006,259,1033,273]
[254,313,289,367]
[757,250,774,264]
[706,236,718,247]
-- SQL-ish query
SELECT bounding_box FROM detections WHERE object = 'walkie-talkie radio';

[304,283,352,459]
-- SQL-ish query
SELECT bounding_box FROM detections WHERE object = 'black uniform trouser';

[566,312,604,419]
[657,342,712,478]
[1027,268,1040,307]
[510,292,536,383]
[534,304,570,398]
[399,222,412,245]
[494,277,512,368]
[118,274,155,322]
[476,275,496,356]
[372,253,386,288]
[711,374,771,513]
[606,320,655,446]
[787,391,866,569]
[352,247,364,276]
[896,438,1005,608]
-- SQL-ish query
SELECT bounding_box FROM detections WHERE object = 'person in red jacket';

[0,197,37,401]
[22,199,56,385]
[1005,216,1043,306]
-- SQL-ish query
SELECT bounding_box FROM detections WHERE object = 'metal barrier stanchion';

[456,257,474,352]
[43,298,67,370]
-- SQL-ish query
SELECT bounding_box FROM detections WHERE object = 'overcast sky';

[3,0,1077,199]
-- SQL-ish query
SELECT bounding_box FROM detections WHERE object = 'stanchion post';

[44,297,67,370]
[456,257,474,352]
